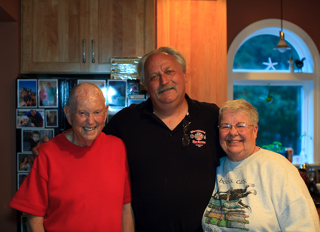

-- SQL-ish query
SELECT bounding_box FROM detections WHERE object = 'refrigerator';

[14,58,147,231]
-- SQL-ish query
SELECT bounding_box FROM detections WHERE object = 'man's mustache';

[157,86,177,95]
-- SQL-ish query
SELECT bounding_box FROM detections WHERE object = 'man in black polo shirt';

[104,47,224,232]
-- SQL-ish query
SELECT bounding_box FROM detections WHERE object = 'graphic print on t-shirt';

[203,181,257,231]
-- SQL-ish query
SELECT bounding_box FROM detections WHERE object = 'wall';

[227,0,320,52]
[0,22,19,232]
[0,0,20,21]
[0,1,20,231]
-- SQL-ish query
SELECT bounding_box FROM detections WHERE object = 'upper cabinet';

[156,0,227,106]
[21,0,155,74]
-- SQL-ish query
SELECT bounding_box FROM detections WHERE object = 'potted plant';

[261,141,285,155]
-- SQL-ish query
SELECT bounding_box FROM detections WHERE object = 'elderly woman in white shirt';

[202,99,320,232]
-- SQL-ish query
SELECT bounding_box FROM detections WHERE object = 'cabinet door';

[22,0,155,74]
[88,0,155,73]
[157,0,227,105]
[22,0,89,73]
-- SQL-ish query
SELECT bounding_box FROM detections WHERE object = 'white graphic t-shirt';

[202,148,320,232]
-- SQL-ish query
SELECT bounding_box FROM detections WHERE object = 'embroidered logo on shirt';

[190,129,206,147]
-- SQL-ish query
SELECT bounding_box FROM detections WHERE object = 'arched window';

[234,34,300,71]
[228,19,320,164]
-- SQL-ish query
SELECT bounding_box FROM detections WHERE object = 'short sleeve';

[9,156,49,216]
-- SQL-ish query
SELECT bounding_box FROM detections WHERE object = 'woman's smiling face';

[219,110,258,161]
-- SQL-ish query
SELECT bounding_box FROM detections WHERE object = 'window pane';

[233,85,302,162]
[233,35,300,71]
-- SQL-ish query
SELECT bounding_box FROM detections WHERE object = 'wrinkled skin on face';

[144,52,187,112]
[219,110,258,161]
[64,83,108,146]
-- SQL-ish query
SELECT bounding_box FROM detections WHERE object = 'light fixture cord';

[280,0,283,30]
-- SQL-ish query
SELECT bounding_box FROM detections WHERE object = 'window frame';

[228,19,320,164]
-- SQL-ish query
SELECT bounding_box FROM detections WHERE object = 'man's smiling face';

[64,85,107,146]
[144,52,187,108]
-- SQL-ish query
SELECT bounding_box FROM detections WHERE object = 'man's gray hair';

[137,47,187,86]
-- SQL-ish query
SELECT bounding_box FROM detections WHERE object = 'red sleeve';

[9,155,49,216]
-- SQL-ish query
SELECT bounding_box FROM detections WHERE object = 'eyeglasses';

[218,122,254,133]
[182,117,191,147]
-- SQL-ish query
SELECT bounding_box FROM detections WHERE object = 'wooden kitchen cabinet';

[157,0,227,106]
[21,0,155,74]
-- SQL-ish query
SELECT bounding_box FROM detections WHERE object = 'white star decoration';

[263,57,278,70]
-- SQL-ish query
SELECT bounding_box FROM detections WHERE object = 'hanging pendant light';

[274,0,291,53]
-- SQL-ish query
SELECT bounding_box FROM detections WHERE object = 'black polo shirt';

[104,94,224,232]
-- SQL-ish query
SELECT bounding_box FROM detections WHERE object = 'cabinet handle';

[92,39,95,63]
[82,39,86,63]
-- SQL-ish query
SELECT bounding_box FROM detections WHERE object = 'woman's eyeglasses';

[218,122,253,133]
